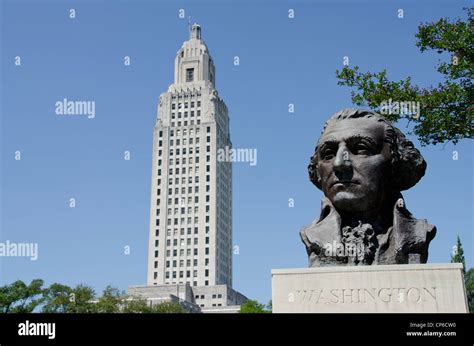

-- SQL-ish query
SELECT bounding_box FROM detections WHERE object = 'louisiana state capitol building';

[129,24,247,312]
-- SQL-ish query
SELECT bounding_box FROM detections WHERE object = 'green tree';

[266,300,272,313]
[336,7,473,146]
[239,299,271,313]
[122,297,152,313]
[0,279,45,313]
[451,235,466,273]
[465,268,474,313]
[96,286,123,313]
[67,284,98,313]
[150,301,186,313]
[42,283,74,313]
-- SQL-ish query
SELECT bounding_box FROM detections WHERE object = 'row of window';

[156,194,212,207]
[171,110,201,120]
[162,268,211,279]
[164,237,210,247]
[154,226,211,238]
[171,120,200,126]
[169,137,200,146]
[158,126,211,139]
[195,294,223,300]
[163,256,210,268]
[157,247,210,257]
[171,100,201,110]
[171,91,201,100]
[157,143,208,155]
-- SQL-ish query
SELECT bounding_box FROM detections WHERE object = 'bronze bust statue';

[300,109,436,266]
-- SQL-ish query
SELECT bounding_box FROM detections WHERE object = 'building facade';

[131,24,245,312]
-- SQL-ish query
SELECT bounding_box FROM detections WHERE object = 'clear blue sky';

[1,0,472,305]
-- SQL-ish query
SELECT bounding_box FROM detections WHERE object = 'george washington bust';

[300,109,436,266]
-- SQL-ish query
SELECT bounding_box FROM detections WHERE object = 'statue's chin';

[331,192,370,214]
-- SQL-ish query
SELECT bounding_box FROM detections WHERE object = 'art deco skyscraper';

[146,24,232,288]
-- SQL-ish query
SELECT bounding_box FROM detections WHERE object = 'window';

[186,68,194,82]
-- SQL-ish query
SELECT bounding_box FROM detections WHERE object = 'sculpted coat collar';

[300,196,437,266]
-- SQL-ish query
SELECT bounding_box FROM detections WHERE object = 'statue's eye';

[322,149,335,160]
[353,142,371,155]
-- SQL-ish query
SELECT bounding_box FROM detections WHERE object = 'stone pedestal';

[271,263,468,313]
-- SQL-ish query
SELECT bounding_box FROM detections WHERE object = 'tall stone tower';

[146,23,233,289]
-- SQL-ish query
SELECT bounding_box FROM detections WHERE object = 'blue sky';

[1,0,472,305]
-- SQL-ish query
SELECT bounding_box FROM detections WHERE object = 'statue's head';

[308,109,426,215]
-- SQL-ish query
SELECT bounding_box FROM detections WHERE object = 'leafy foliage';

[451,235,466,273]
[0,279,44,313]
[464,268,474,313]
[0,280,186,313]
[336,7,473,145]
[239,299,272,313]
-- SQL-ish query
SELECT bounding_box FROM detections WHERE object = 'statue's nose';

[333,145,352,172]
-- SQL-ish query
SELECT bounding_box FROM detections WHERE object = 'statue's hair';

[308,109,426,191]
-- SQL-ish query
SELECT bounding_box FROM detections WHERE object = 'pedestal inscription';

[271,263,468,313]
